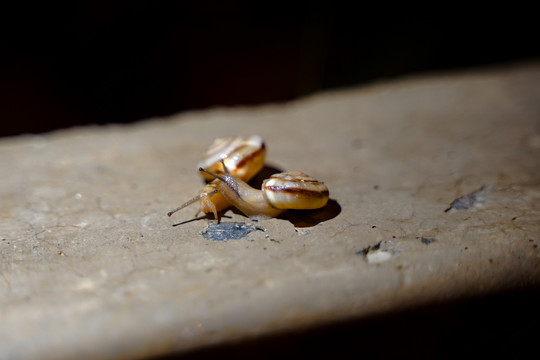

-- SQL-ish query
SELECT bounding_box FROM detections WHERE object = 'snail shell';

[262,171,329,210]
[198,135,266,182]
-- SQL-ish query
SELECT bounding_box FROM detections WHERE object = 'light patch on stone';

[366,250,393,263]
[359,240,396,263]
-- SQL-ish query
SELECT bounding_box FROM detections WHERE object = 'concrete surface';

[1,62,540,359]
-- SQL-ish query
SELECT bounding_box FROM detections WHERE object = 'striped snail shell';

[198,135,266,182]
[262,171,330,210]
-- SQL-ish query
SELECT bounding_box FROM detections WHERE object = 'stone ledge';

[1,62,539,359]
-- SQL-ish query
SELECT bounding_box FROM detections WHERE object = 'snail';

[199,161,329,219]
[168,160,330,221]
[167,135,267,220]
[167,136,329,222]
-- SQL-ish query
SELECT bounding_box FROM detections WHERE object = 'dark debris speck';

[357,242,381,256]
[421,237,436,245]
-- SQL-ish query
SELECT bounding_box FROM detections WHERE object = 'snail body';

[201,165,284,218]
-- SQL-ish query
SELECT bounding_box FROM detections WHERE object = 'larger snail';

[167,136,329,222]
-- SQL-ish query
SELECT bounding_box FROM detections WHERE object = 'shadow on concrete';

[153,285,540,359]
[280,199,341,228]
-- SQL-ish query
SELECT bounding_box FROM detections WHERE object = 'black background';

[1,2,538,137]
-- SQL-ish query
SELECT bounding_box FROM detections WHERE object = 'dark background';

[1,2,538,137]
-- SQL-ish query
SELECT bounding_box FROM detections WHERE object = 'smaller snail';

[169,159,329,221]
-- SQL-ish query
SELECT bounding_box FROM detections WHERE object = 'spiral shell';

[262,171,329,210]
[198,135,266,182]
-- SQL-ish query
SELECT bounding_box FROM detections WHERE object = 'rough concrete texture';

[1,62,540,359]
